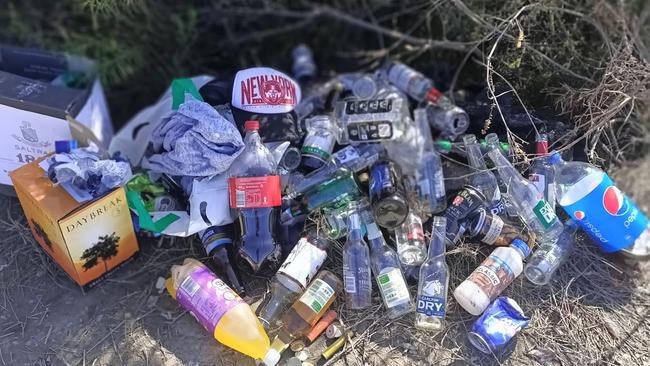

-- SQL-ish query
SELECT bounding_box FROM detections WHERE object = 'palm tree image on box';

[81,232,120,273]
[31,219,53,250]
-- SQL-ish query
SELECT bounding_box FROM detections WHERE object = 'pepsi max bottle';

[551,153,650,259]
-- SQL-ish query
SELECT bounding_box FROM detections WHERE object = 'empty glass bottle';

[394,211,427,266]
[528,133,556,212]
[301,115,337,170]
[366,221,414,318]
[463,134,505,215]
[369,158,410,229]
[257,231,331,329]
[342,211,372,309]
[415,216,449,331]
[485,133,563,243]
[525,219,579,285]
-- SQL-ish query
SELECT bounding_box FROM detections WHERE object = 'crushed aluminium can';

[468,296,530,354]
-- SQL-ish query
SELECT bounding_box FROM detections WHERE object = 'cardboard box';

[10,156,139,289]
[0,45,113,192]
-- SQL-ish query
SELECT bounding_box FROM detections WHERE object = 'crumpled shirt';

[45,144,133,200]
[142,99,244,177]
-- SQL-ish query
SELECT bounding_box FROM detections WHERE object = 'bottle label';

[332,146,361,167]
[416,295,446,317]
[529,173,546,197]
[228,176,282,208]
[343,265,371,295]
[299,278,335,313]
[175,267,244,333]
[345,99,393,115]
[467,254,514,301]
[481,215,504,245]
[405,222,425,242]
[377,268,410,308]
[370,163,393,198]
[302,131,335,160]
[532,199,558,229]
[278,237,328,288]
[347,121,393,142]
[561,174,649,252]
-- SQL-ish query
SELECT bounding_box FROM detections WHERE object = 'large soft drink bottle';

[551,153,650,257]
[229,120,282,272]
[165,258,270,360]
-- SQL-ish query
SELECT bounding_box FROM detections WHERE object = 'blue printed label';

[416,295,446,317]
[561,174,648,252]
[370,163,392,197]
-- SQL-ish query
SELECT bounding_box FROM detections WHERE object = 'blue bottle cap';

[547,152,562,165]
[511,238,531,258]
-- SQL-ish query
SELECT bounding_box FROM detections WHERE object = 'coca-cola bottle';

[229,120,282,272]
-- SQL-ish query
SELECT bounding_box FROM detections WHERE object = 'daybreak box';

[10,156,138,289]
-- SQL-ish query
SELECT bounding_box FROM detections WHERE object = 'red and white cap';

[231,67,301,114]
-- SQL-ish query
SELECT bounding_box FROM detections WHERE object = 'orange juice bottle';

[166,258,269,360]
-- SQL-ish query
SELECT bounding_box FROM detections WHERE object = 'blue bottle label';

[370,163,392,197]
[416,295,446,317]
[561,174,648,252]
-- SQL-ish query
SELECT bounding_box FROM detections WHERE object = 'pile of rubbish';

[13,44,650,365]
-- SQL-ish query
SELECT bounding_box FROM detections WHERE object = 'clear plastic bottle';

[166,258,269,360]
[528,133,556,212]
[485,133,563,243]
[291,44,316,84]
[415,216,449,331]
[342,211,372,309]
[393,211,427,266]
[300,115,337,170]
[551,153,650,258]
[366,221,414,318]
[229,120,282,272]
[525,219,579,285]
[453,239,530,315]
[463,134,504,214]
[384,61,441,103]
[257,231,331,329]
[263,270,342,366]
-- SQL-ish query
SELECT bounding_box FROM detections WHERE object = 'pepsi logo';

[602,186,629,216]
[574,210,585,220]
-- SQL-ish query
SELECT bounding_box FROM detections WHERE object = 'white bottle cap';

[262,349,281,366]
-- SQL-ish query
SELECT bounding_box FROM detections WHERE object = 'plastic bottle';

[415,216,449,331]
[485,133,563,243]
[342,211,372,309]
[528,133,556,212]
[301,115,337,170]
[199,225,244,295]
[257,231,331,329]
[166,258,269,360]
[525,219,579,285]
[551,153,650,258]
[369,158,410,229]
[229,120,282,272]
[394,211,427,266]
[291,44,316,84]
[463,134,505,215]
[263,270,342,366]
[366,221,414,318]
[286,144,384,199]
[384,61,444,104]
[454,239,531,315]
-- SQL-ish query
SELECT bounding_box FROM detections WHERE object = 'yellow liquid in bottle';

[167,258,270,360]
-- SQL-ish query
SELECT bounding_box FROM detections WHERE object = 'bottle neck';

[464,137,488,170]
[428,218,447,258]
[244,129,260,143]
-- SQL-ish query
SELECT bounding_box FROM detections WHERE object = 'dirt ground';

[1,154,650,366]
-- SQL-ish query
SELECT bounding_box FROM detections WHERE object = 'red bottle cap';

[425,87,444,105]
[244,120,260,130]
